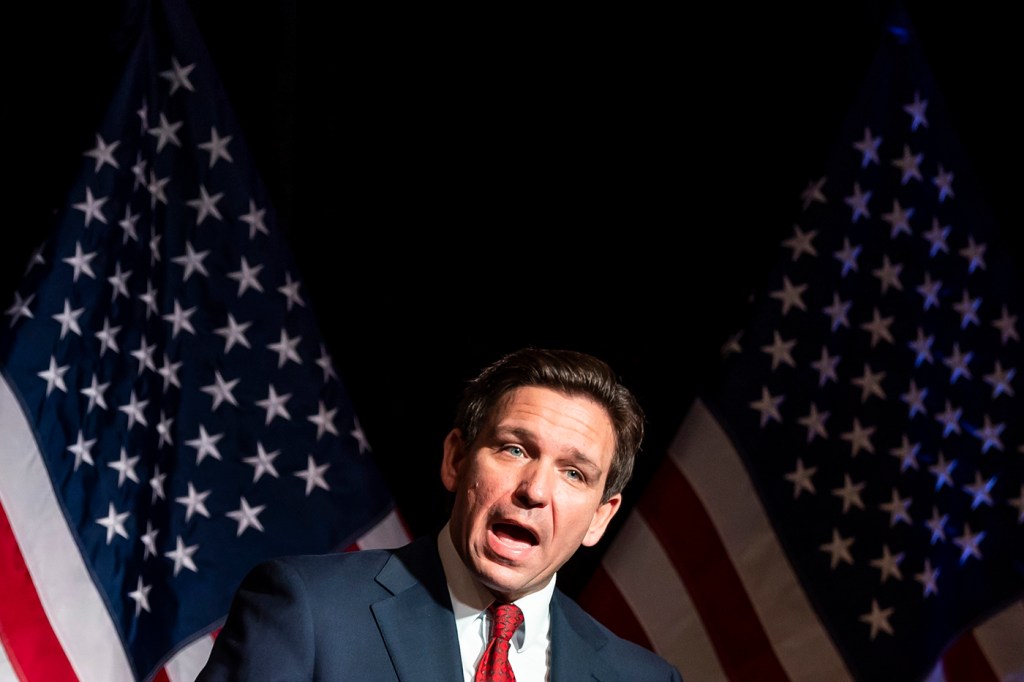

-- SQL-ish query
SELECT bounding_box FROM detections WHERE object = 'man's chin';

[475,560,554,601]
[474,562,531,598]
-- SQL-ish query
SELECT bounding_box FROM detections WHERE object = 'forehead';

[492,386,616,454]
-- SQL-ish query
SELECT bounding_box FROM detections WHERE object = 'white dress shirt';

[438,522,554,682]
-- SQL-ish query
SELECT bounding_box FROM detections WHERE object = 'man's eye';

[504,445,525,457]
[565,469,584,482]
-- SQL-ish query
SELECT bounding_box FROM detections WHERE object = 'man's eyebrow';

[493,425,532,439]
[565,450,602,476]
[492,424,604,473]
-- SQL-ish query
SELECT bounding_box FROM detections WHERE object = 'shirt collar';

[438,521,555,653]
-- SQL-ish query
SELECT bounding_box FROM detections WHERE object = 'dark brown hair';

[453,347,644,502]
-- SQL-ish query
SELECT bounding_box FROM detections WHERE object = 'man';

[198,347,682,681]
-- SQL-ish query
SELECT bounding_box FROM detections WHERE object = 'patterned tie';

[475,602,524,682]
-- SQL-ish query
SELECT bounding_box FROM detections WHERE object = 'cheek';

[557,493,604,533]
[471,460,516,495]
[469,477,506,508]
[459,471,500,512]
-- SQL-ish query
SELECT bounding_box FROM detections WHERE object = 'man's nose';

[514,460,553,508]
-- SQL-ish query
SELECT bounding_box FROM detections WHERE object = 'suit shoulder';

[277,548,396,570]
[238,535,439,599]
[249,547,396,585]
[598,628,679,677]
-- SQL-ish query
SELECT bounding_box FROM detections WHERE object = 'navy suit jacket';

[197,535,682,681]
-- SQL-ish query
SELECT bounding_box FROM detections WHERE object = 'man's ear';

[440,428,465,493]
[581,493,622,547]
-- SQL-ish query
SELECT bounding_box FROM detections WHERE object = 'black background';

[7,1,1021,595]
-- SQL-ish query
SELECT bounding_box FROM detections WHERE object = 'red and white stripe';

[0,374,410,682]
[580,399,1024,682]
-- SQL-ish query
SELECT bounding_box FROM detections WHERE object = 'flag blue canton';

[0,0,394,678]
[705,21,1024,682]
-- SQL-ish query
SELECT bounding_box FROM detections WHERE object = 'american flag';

[0,1,409,680]
[579,14,1024,682]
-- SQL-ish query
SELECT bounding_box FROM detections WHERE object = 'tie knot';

[488,602,523,642]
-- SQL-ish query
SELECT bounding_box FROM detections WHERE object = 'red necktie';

[475,602,524,682]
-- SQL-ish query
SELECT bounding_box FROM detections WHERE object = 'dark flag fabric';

[579,12,1023,682]
[0,1,409,680]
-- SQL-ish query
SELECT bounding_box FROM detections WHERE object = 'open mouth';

[491,522,539,546]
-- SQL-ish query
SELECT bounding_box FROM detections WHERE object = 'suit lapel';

[367,537,624,681]
[371,536,463,681]
[550,591,620,682]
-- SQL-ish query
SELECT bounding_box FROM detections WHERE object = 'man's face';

[441,386,622,601]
